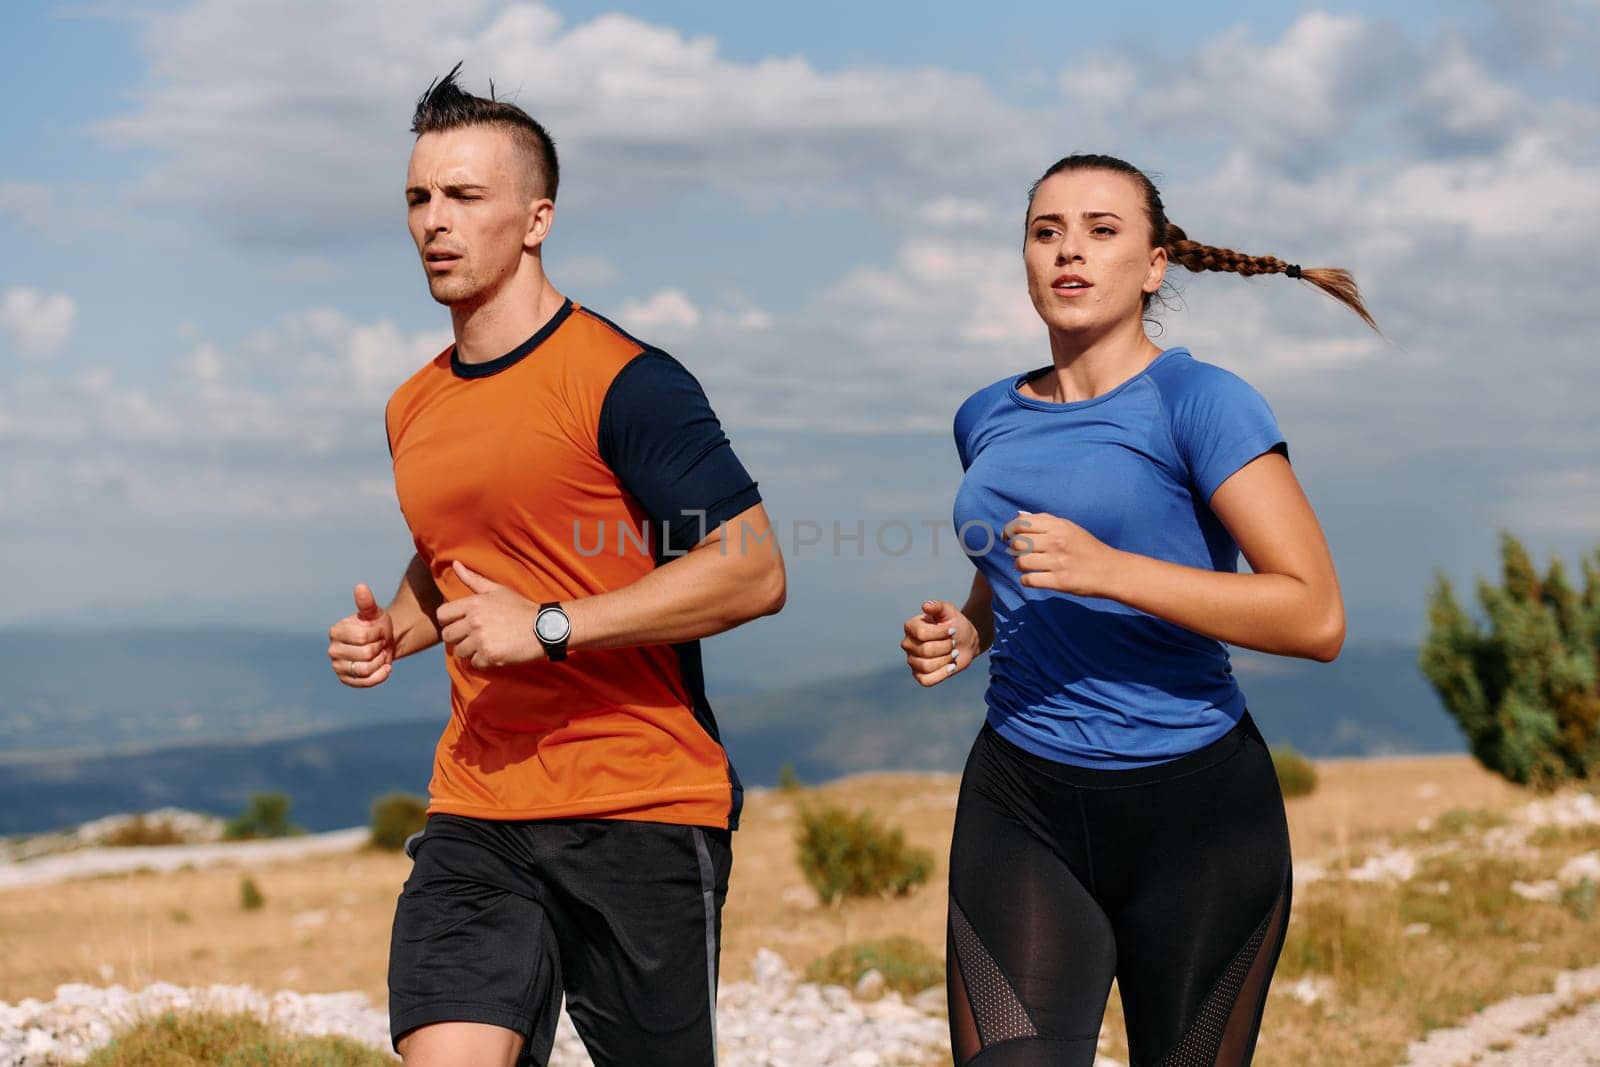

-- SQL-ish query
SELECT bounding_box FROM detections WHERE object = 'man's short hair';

[411,62,560,202]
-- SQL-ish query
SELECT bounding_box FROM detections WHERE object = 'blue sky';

[2,0,1598,689]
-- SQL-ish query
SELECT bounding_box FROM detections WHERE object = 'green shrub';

[1272,743,1319,798]
[1563,877,1597,922]
[102,815,189,847]
[83,1010,392,1066]
[1421,534,1600,787]
[224,793,299,841]
[804,936,944,995]
[369,793,428,851]
[795,804,932,906]
[777,762,804,792]
[239,876,265,911]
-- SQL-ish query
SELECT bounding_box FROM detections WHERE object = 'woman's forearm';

[1101,549,1344,661]
[961,572,996,653]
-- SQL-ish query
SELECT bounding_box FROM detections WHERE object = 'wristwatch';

[534,602,571,662]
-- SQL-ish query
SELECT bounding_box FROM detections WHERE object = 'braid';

[1165,223,1380,333]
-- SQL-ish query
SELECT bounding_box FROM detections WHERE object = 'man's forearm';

[389,553,445,659]
[565,509,785,653]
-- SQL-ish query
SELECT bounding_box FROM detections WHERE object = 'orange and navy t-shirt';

[385,299,761,830]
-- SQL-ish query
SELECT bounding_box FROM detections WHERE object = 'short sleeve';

[953,378,1007,472]
[597,349,762,554]
[954,405,976,472]
[1167,364,1288,502]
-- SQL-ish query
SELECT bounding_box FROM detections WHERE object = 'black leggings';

[946,714,1292,1066]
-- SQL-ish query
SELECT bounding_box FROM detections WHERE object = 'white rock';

[1511,879,1559,902]
[853,969,887,1001]
[1557,850,1600,886]
[0,943,957,1067]
[1278,974,1334,1006]
[750,947,794,990]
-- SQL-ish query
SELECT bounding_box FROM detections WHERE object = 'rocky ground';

[9,951,1600,1065]
[6,789,1600,1066]
[0,950,963,1067]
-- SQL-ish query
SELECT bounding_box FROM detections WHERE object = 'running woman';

[901,154,1374,1066]
[326,66,785,1067]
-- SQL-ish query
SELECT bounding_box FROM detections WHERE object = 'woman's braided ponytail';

[1164,224,1379,332]
[1028,155,1379,333]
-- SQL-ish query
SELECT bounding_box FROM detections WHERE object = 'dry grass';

[98,816,192,849]
[0,848,411,1006]
[0,753,1585,1067]
[81,1010,390,1066]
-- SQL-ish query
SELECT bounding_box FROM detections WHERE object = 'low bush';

[1272,744,1319,798]
[82,1010,391,1066]
[369,793,428,851]
[1563,876,1597,922]
[795,804,932,906]
[804,936,944,996]
[239,876,265,911]
[100,815,190,847]
[224,793,299,841]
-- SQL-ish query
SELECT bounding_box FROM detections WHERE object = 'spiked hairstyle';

[412,62,560,202]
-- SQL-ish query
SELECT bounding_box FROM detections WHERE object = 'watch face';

[536,608,570,643]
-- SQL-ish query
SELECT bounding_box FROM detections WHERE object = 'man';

[326,64,785,1067]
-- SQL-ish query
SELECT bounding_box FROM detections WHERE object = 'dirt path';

[1403,965,1600,1066]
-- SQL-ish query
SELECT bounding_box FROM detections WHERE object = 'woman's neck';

[1033,320,1164,403]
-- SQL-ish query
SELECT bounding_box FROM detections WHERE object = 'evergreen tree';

[1421,533,1600,786]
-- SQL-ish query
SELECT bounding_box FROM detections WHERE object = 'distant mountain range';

[0,629,1464,836]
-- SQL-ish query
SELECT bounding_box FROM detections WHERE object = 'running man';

[326,65,785,1067]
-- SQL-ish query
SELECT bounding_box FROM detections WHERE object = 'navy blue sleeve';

[598,349,762,554]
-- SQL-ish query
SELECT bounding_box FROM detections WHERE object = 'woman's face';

[1023,169,1167,340]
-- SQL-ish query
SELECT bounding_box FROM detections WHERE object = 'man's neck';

[451,266,567,365]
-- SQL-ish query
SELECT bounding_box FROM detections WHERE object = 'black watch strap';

[536,601,570,662]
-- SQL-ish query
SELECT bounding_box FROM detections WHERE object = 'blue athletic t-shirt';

[952,346,1286,768]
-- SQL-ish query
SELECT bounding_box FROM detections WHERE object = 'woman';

[901,154,1373,1066]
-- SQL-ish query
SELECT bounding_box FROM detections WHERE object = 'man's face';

[405,127,539,308]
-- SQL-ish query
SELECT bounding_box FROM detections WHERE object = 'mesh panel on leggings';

[1156,894,1278,1067]
[949,897,1038,1045]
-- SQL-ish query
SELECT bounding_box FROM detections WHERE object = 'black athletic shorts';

[388,813,732,1067]
[947,712,1292,1066]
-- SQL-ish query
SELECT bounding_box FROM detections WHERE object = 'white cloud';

[100,0,1027,246]
[551,253,621,288]
[1377,133,1600,242]
[826,238,1034,352]
[1119,13,1408,170]
[0,307,447,522]
[0,182,52,228]
[922,197,994,226]
[185,343,224,383]
[711,307,772,331]
[617,288,700,332]
[0,288,77,357]
[1404,39,1528,155]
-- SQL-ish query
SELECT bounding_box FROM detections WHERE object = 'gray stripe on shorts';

[692,827,718,1064]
